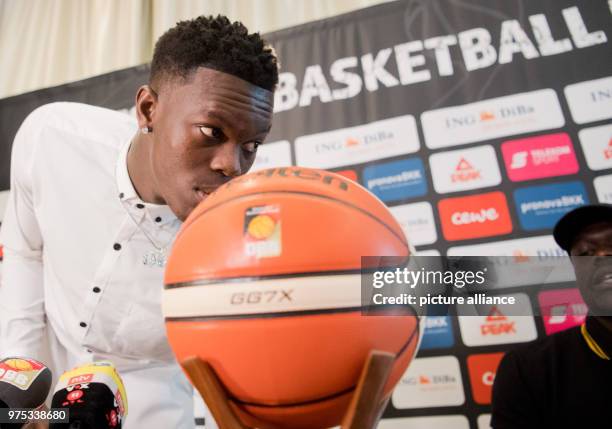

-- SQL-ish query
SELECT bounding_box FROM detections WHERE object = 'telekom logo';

[502,133,578,182]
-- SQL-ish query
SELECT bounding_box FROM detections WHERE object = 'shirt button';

[86,349,92,353]
[92,287,101,293]
[136,203,145,209]
[155,216,162,223]
[119,192,124,199]
[79,322,87,328]
[113,243,121,251]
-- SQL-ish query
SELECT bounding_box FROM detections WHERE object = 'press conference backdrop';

[1,0,611,427]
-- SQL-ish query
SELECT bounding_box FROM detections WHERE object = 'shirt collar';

[115,139,178,225]
[582,316,612,361]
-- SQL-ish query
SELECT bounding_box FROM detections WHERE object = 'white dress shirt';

[0,102,195,428]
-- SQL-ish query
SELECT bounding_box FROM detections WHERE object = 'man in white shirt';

[0,15,277,428]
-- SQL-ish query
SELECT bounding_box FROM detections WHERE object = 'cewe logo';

[578,123,612,171]
[467,353,504,405]
[430,145,501,194]
[392,356,464,409]
[438,192,512,241]
[502,133,579,182]
[539,288,587,335]
[295,114,420,169]
[514,181,588,231]
[362,158,427,202]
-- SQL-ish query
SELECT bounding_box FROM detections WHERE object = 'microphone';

[49,361,127,429]
[0,357,53,429]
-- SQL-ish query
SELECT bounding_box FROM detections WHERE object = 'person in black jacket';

[491,203,612,429]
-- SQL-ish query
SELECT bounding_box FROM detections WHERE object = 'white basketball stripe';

[162,274,363,319]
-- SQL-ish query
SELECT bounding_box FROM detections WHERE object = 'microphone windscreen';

[49,361,127,429]
[0,357,52,409]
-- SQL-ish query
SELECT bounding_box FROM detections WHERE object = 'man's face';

[570,221,612,315]
[147,67,274,221]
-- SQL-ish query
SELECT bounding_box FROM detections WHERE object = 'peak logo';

[422,89,564,149]
[467,353,504,405]
[579,123,612,171]
[430,145,501,194]
[363,158,427,203]
[392,356,464,409]
[458,293,537,346]
[502,133,578,181]
[481,307,515,335]
[514,181,588,231]
[439,192,512,241]
[295,114,420,168]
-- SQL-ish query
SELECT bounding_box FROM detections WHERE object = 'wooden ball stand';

[181,350,395,429]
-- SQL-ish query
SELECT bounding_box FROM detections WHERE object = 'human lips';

[592,263,612,289]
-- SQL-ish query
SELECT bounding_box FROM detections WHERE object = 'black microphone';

[0,357,53,429]
[49,361,127,429]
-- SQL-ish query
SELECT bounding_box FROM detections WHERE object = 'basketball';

[163,167,420,429]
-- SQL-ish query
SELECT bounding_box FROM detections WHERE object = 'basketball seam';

[177,190,409,251]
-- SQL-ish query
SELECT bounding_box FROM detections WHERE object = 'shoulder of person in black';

[491,317,612,429]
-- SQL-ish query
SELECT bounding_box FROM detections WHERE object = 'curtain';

[0,0,393,98]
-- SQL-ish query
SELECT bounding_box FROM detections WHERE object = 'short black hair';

[150,15,278,91]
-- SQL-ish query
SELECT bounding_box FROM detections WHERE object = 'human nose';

[210,141,241,178]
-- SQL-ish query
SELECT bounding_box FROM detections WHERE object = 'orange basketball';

[163,167,420,429]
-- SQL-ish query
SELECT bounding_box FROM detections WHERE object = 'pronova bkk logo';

[467,353,504,405]
[420,316,454,350]
[438,192,512,241]
[362,158,427,202]
[501,133,579,181]
[513,181,588,230]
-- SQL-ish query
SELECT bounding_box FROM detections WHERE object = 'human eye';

[199,125,224,140]
[242,141,262,154]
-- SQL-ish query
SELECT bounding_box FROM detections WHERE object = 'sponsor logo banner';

[363,158,427,202]
[538,288,587,335]
[594,174,612,203]
[467,353,504,405]
[391,202,437,246]
[458,293,537,346]
[502,133,579,182]
[420,316,454,350]
[379,415,470,429]
[513,181,588,230]
[251,140,292,171]
[392,356,465,409]
[448,235,566,257]
[438,192,512,241]
[422,89,565,149]
[294,114,420,168]
[335,169,358,181]
[477,414,492,429]
[429,145,501,194]
[564,76,612,124]
[578,123,612,171]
